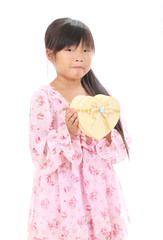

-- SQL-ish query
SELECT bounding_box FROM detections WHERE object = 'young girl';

[27,18,131,240]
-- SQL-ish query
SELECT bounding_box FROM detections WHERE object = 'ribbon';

[77,101,120,131]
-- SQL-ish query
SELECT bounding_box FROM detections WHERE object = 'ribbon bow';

[77,101,120,130]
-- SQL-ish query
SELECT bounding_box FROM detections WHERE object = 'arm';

[29,89,82,175]
[96,117,131,164]
[95,86,131,163]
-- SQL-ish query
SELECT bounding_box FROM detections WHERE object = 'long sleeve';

[95,86,132,164]
[29,89,82,176]
[96,116,131,164]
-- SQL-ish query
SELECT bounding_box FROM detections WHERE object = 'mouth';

[72,66,84,69]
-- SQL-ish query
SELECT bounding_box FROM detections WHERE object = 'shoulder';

[30,84,66,113]
[30,84,60,101]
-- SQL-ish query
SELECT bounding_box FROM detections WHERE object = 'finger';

[71,119,78,127]
[69,113,78,125]
[74,118,78,126]
[66,108,77,115]
[66,110,77,122]
[65,109,74,121]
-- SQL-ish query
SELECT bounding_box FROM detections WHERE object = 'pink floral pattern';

[27,84,132,240]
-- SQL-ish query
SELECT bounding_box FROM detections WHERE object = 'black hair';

[45,18,95,55]
[45,17,129,157]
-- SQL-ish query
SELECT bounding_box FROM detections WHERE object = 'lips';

[72,66,84,69]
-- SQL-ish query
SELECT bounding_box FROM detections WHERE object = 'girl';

[27,18,131,240]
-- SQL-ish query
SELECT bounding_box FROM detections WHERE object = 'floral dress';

[27,84,131,240]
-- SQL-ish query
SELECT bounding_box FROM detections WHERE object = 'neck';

[54,76,82,89]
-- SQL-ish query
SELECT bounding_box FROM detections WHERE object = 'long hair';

[45,17,129,157]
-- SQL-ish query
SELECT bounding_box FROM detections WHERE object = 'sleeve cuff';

[47,123,82,166]
[96,129,126,163]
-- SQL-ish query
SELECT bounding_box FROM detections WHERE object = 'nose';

[75,52,84,62]
[75,57,83,62]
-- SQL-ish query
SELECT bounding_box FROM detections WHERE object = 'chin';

[72,74,85,79]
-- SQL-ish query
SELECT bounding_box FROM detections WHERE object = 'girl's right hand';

[65,108,79,138]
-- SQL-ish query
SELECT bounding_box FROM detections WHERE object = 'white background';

[0,0,162,239]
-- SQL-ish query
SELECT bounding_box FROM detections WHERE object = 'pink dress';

[27,84,131,240]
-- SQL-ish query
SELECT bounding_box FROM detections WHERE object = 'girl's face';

[47,41,93,81]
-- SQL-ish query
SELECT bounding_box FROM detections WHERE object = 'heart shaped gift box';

[70,94,121,140]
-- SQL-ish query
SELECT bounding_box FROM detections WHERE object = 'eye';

[83,49,91,52]
[66,48,74,52]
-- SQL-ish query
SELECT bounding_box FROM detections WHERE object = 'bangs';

[56,19,95,52]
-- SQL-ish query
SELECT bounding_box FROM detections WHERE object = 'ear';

[46,49,55,63]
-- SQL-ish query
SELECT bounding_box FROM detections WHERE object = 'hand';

[104,132,112,144]
[65,108,79,138]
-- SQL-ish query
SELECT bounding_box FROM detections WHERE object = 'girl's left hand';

[104,132,112,143]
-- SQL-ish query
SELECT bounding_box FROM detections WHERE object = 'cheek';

[55,58,69,72]
[86,56,92,69]
[88,54,93,63]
